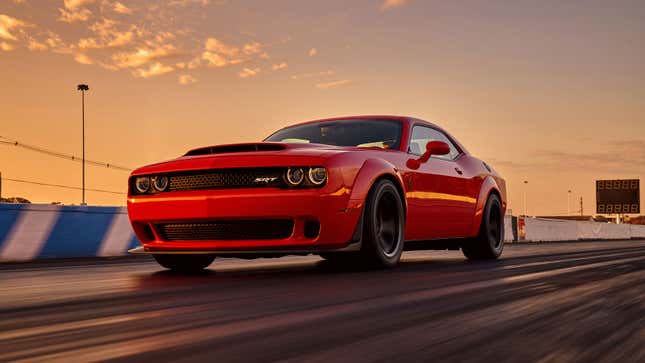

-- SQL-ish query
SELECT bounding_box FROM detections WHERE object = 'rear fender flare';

[470,176,502,236]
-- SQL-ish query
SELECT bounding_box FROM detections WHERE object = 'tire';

[153,254,215,272]
[462,194,504,260]
[358,179,405,268]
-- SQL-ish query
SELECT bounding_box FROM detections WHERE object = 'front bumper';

[127,187,362,254]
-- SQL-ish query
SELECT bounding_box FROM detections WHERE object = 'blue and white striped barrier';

[0,204,140,261]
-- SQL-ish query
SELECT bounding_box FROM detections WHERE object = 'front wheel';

[153,254,215,272]
[462,194,504,260]
[358,179,405,268]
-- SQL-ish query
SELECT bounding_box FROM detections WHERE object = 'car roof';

[284,115,427,127]
[273,115,469,155]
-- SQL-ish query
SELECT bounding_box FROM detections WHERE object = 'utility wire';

[4,177,126,195]
[0,136,132,171]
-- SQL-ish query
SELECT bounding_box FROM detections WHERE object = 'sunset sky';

[1,0,644,216]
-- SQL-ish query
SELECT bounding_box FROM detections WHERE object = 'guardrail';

[1,204,644,261]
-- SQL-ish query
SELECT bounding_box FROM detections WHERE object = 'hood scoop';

[184,143,286,156]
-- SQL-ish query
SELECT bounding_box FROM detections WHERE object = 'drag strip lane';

[0,240,644,362]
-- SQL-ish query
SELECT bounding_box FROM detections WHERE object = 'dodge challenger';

[127,116,506,271]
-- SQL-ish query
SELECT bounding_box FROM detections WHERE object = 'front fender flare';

[346,158,407,216]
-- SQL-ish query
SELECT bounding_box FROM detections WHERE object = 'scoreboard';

[596,179,640,214]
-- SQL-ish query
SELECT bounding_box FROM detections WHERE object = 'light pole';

[77,84,89,205]
[523,180,528,216]
[567,190,572,216]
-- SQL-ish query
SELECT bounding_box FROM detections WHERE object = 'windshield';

[265,119,403,149]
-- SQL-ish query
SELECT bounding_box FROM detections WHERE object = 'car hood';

[131,142,375,175]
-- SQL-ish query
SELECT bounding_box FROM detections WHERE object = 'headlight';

[285,167,305,186]
[307,167,327,185]
[152,176,169,192]
[134,177,150,193]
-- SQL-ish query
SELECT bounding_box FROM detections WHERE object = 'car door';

[405,125,475,240]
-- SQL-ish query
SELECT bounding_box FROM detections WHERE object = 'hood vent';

[184,143,286,156]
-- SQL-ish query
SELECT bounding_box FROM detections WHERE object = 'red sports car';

[127,116,506,271]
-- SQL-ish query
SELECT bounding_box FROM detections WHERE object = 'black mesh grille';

[156,219,294,241]
[168,168,284,191]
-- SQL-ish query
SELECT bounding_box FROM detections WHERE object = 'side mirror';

[407,141,450,170]
[425,140,450,156]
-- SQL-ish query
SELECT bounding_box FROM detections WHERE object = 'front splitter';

[128,242,361,256]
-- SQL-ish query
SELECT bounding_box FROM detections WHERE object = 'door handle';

[455,167,463,175]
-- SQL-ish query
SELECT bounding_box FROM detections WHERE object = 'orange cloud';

[169,0,212,6]
[178,74,197,85]
[0,41,15,51]
[0,14,28,41]
[187,56,201,69]
[58,7,92,23]
[291,70,334,80]
[243,41,262,55]
[132,62,174,78]
[154,32,176,43]
[27,38,48,51]
[315,79,351,89]
[74,53,93,64]
[112,45,177,68]
[44,31,74,54]
[381,0,410,11]
[112,2,133,15]
[238,67,260,78]
[77,18,136,49]
[205,37,240,57]
[63,0,95,9]
[1,4,284,82]
[202,37,266,67]
[78,31,134,49]
[202,51,228,67]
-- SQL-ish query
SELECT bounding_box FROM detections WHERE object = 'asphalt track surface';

[1,241,645,363]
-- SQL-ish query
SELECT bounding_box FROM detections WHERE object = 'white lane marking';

[97,213,134,257]
[0,207,60,261]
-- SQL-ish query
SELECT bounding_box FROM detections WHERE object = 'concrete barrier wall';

[517,217,645,242]
[630,224,645,239]
[503,215,515,242]
[524,218,578,242]
[0,204,139,261]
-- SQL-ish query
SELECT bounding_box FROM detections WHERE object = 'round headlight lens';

[134,177,150,193]
[286,167,305,186]
[152,176,169,191]
[308,167,327,185]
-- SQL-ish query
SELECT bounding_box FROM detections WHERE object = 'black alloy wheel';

[462,194,504,260]
[359,179,405,268]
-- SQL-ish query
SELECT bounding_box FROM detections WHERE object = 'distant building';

[627,216,645,225]
[0,197,31,204]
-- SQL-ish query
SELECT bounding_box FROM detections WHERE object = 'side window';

[409,126,460,160]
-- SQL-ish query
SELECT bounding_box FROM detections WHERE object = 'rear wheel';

[358,179,405,268]
[153,254,215,272]
[462,194,504,260]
